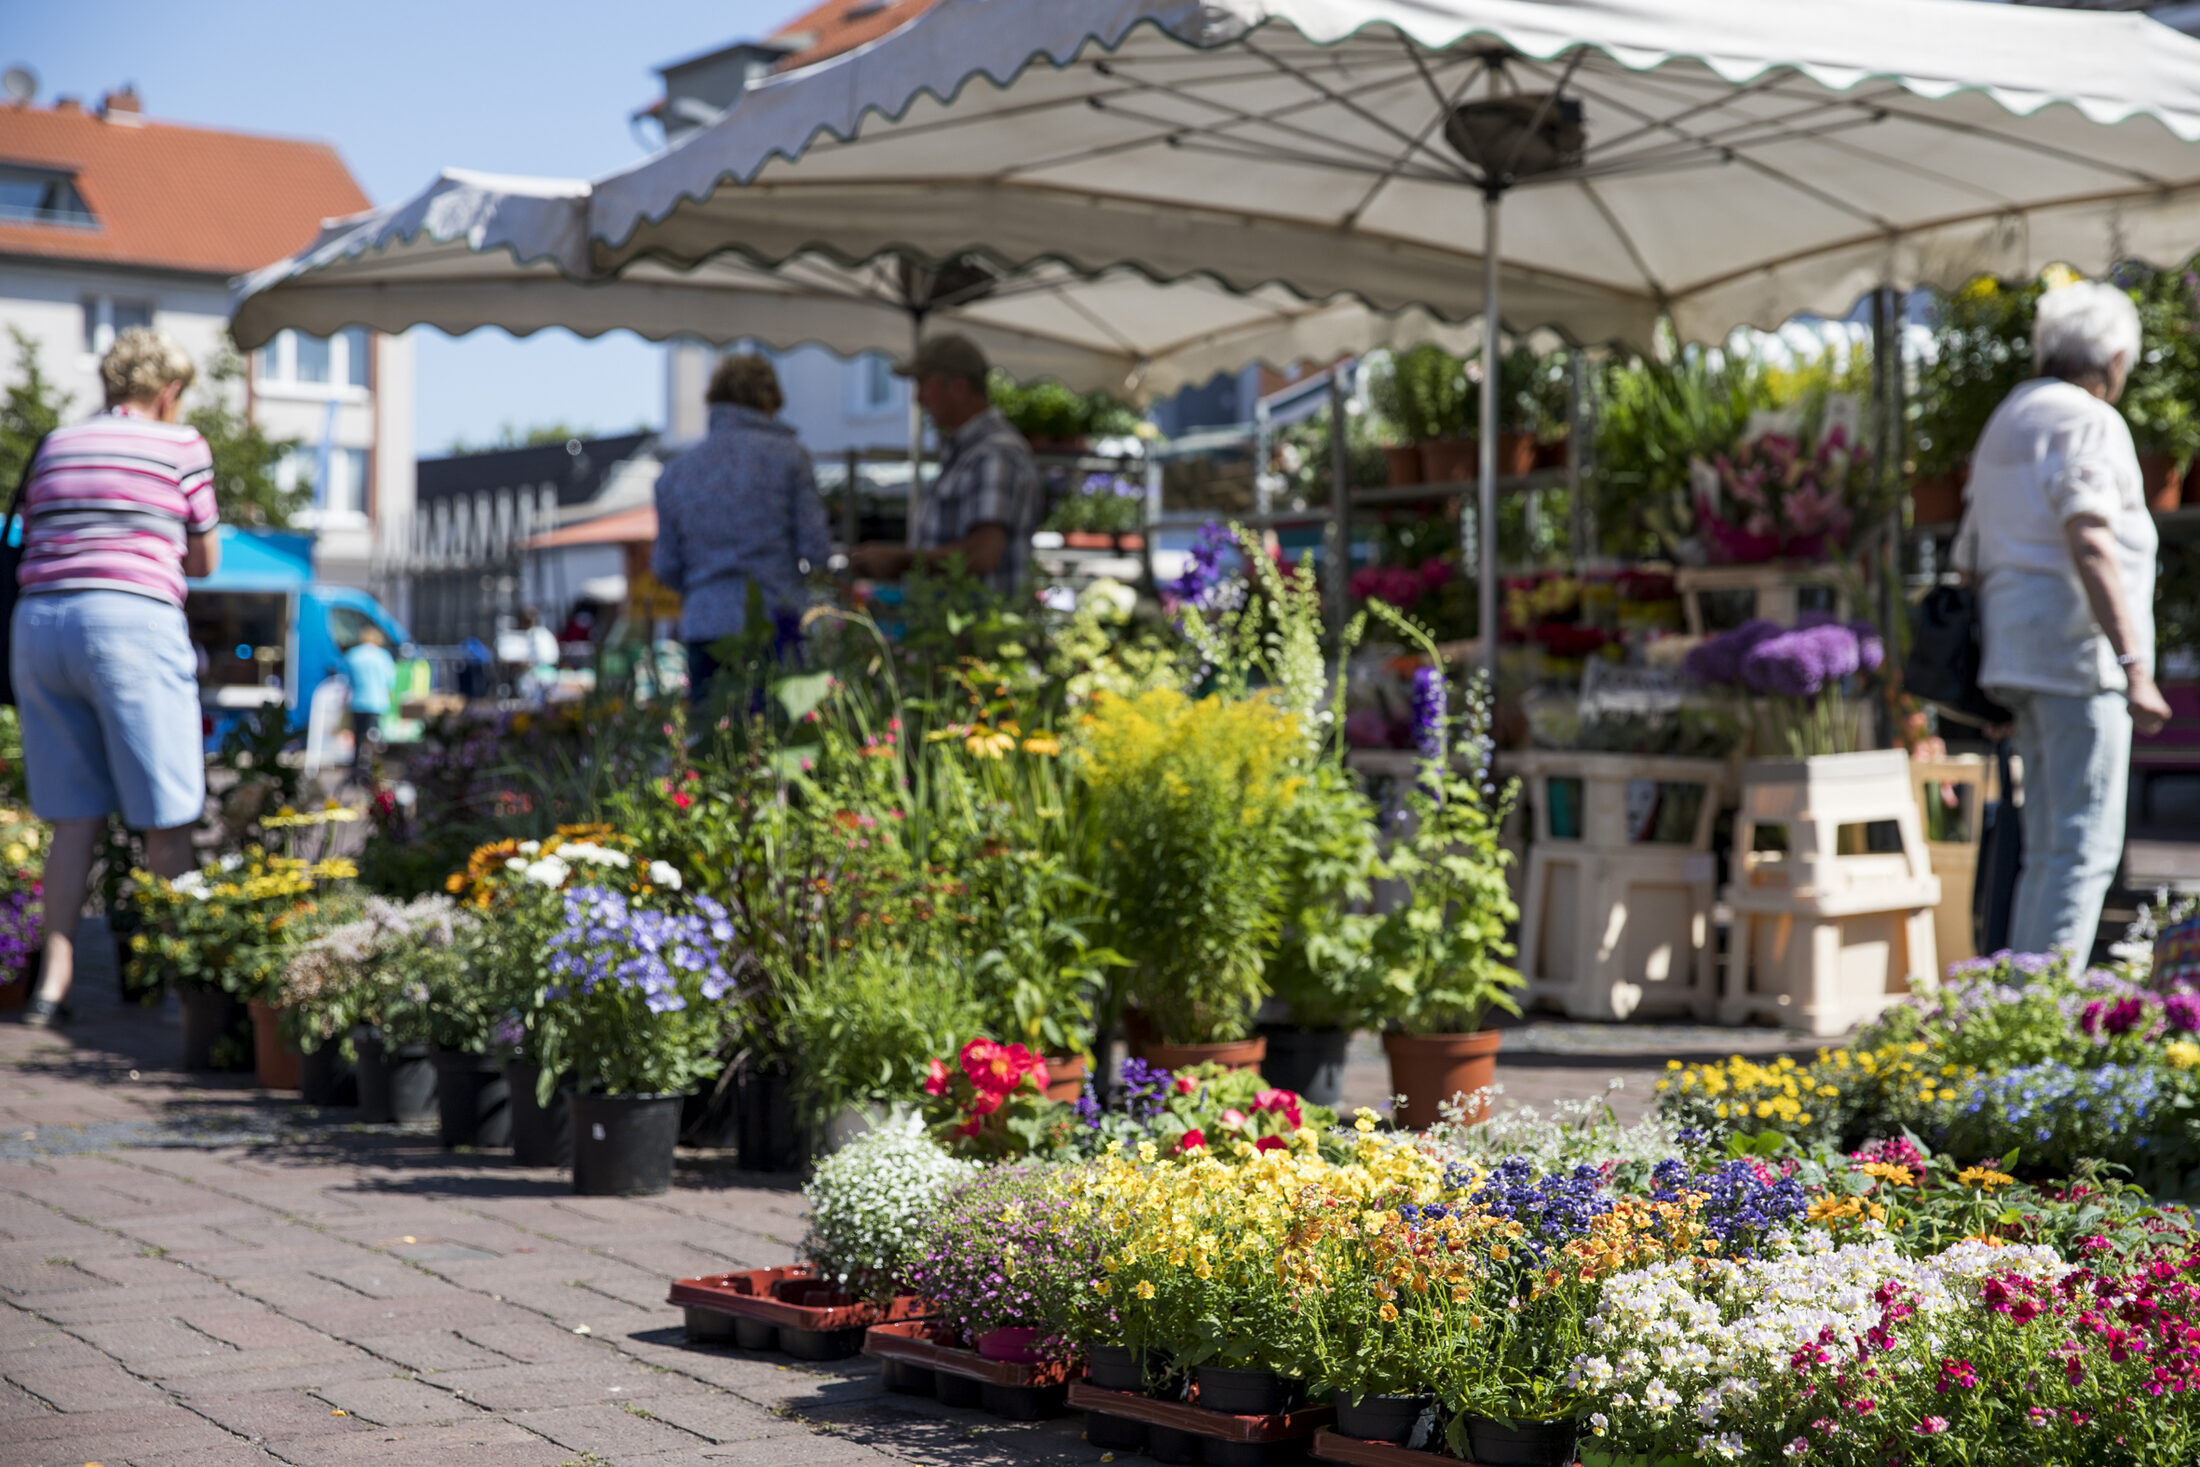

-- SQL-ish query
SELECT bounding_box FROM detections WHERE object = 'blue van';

[185,527,408,745]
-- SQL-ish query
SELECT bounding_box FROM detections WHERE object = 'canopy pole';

[906,309,926,549]
[1477,190,1502,691]
[1327,365,1351,634]
[1872,284,1907,744]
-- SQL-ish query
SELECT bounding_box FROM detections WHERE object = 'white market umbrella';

[587,0,2200,675]
[231,167,1483,403]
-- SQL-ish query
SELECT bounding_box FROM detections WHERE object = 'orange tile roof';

[0,101,369,277]
[770,0,943,69]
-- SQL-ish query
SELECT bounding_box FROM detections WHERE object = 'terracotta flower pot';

[1531,438,1570,472]
[1418,438,1478,485]
[1064,530,1115,549]
[1909,468,1967,527]
[1496,432,1538,478]
[1383,445,1426,487]
[1382,1029,1502,1131]
[1042,1052,1089,1102]
[1114,532,1146,552]
[2139,453,2186,513]
[248,1000,301,1091]
[1132,1035,1267,1075]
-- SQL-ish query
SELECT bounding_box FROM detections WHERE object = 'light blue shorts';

[13,590,206,830]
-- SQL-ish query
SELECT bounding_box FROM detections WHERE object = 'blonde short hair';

[101,327,196,405]
[706,353,783,414]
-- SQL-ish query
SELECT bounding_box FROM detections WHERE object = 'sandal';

[19,996,73,1029]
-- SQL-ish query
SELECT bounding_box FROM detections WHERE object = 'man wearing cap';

[846,334,1038,595]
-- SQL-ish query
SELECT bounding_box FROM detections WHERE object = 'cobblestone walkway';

[1,929,1807,1466]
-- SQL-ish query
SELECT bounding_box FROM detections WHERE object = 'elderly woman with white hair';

[1960,280,2171,959]
[11,327,220,1028]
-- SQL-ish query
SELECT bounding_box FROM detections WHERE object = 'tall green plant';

[1,327,69,488]
[1590,346,1773,558]
[188,346,305,529]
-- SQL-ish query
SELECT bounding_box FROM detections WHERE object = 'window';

[80,297,155,356]
[281,445,367,518]
[255,329,370,392]
[293,333,330,385]
[0,166,95,227]
[850,352,895,415]
[328,605,378,652]
[342,327,370,388]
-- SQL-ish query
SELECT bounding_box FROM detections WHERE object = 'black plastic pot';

[1256,1026,1349,1107]
[354,1028,437,1125]
[684,1307,736,1343]
[1085,1413,1147,1451]
[1087,1343,1145,1393]
[934,1370,983,1408]
[680,1075,741,1148]
[433,1049,511,1148]
[506,1061,572,1168]
[1195,1366,1303,1417]
[298,1042,357,1108]
[178,988,248,1071]
[733,1316,778,1351]
[1462,1414,1580,1467]
[1334,1393,1437,1446]
[571,1092,682,1196]
[735,1068,805,1172]
[1147,1425,1205,1465]
[981,1381,1065,1420]
[880,1359,935,1396]
[1204,1441,1306,1467]
[778,1325,862,1361]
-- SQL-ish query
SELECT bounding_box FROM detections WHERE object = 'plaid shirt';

[917,407,1038,595]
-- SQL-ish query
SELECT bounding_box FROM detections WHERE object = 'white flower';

[1696,1433,1745,1461]
[517,841,541,855]
[648,860,682,890]
[1643,1379,1679,1414]
[171,871,210,899]
[558,841,630,868]
[1588,1413,1609,1437]
[504,858,526,872]
[521,855,570,888]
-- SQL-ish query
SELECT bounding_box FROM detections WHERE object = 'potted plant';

[1682,617,1884,760]
[531,878,736,1196]
[1079,688,1304,1068]
[905,1165,1093,1364]
[802,1117,974,1306]
[1363,613,1523,1130]
[1262,762,1382,1105]
[784,939,983,1147]
[130,846,354,1075]
[920,1036,1066,1159]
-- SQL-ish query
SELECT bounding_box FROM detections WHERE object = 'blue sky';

[13,0,799,452]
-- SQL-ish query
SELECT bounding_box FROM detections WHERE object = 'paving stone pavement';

[1,924,1805,1466]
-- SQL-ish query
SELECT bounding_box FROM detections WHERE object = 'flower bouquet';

[1682,617,1884,757]
[1691,424,1871,564]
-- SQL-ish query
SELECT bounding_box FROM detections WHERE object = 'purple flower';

[1412,666,1447,765]
[1739,623,1870,699]
[1167,522,1236,608]
[2165,993,2200,1033]
[1683,620,1785,688]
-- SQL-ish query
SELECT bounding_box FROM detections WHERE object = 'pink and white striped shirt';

[18,406,218,608]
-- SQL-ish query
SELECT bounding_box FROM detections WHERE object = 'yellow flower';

[1955,1166,2015,1190]
[1135,1281,1156,1300]
[2168,1040,2200,1072]
[1377,1302,1399,1322]
[1020,733,1062,756]
[964,725,1017,759]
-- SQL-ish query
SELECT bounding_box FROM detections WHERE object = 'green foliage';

[1078,688,1306,1044]
[187,347,305,529]
[2119,264,2200,468]
[1368,345,1550,444]
[1265,761,1385,1030]
[1910,275,2040,481]
[1589,347,1774,558]
[784,939,985,1125]
[1,327,69,489]
[988,370,1141,443]
[128,848,356,1002]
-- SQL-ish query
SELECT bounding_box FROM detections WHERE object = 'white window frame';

[255,329,373,400]
[80,295,157,359]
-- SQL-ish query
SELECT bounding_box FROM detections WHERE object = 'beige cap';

[893,332,990,385]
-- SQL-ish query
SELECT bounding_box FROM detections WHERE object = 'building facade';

[0,84,411,596]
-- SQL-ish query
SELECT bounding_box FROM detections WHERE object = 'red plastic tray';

[668,1266,930,1331]
[863,1320,1073,1387]
[1312,1427,1464,1467]
[1067,1382,1335,1443]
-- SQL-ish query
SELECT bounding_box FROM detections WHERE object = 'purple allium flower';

[1740,623,1864,699]
[1682,619,1785,688]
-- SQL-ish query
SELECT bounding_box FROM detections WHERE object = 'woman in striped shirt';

[12,328,220,1028]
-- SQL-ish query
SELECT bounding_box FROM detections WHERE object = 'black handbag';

[1905,582,2011,729]
[0,432,47,709]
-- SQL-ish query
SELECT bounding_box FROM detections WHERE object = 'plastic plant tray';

[863,1320,1074,1386]
[668,1266,930,1330]
[1067,1383,1336,1442]
[1311,1427,1461,1467]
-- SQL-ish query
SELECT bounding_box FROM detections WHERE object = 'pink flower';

[1914,1417,1948,1436]
[1220,1109,1248,1130]
[1175,1075,1199,1095]
[922,1057,950,1097]
[1252,1089,1304,1128]
[1176,1129,1206,1153]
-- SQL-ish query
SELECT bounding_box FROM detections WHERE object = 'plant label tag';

[592,1123,606,1141]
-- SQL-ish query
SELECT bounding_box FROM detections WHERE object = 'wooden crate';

[1910,754,1994,972]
